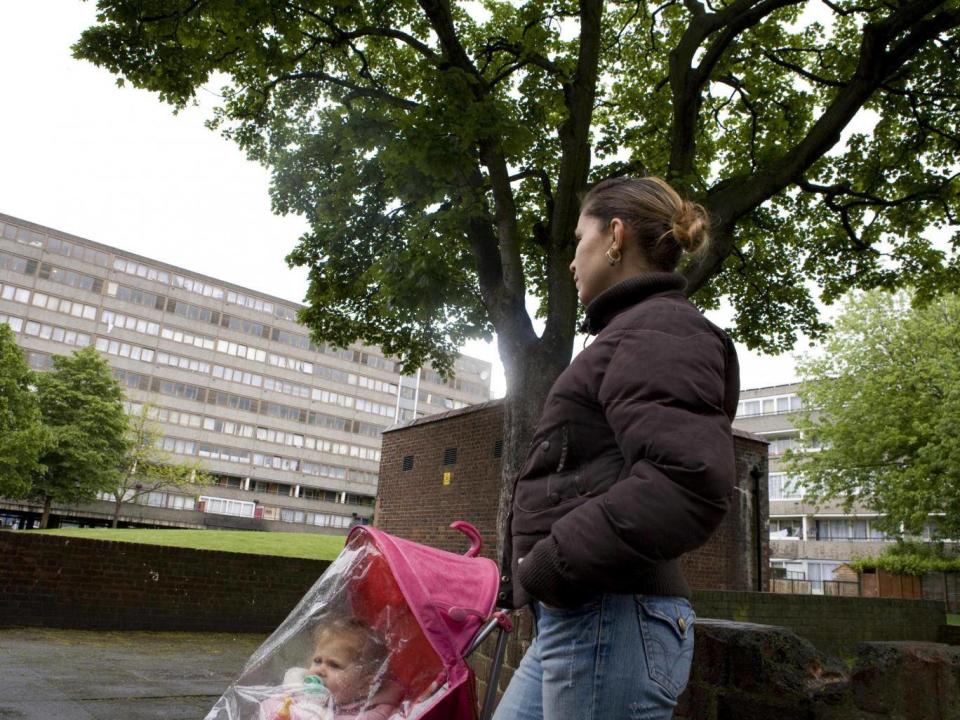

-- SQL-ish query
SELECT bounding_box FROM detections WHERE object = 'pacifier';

[303,675,327,693]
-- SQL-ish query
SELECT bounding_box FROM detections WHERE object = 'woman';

[495,176,740,720]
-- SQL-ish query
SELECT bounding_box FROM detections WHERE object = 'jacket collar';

[581,272,687,335]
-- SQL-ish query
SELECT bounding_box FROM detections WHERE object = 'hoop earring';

[605,247,622,266]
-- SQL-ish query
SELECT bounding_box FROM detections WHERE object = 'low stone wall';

[0,531,328,632]
[693,589,945,658]
[680,621,960,720]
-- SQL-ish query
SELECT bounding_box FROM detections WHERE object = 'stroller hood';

[347,525,499,674]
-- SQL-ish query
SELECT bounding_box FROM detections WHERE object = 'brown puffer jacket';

[499,272,740,609]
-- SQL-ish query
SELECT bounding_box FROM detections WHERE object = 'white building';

[735,383,902,593]
[0,212,491,532]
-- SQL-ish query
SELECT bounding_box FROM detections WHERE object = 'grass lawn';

[36,528,346,561]
[948,614,960,626]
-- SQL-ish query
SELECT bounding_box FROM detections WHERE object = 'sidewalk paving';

[0,627,265,720]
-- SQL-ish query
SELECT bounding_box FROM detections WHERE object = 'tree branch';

[289,4,443,65]
[479,37,565,84]
[138,0,202,24]
[686,1,960,294]
[716,74,760,171]
[417,0,485,85]
[543,0,604,351]
[457,164,538,349]
[266,70,419,109]
[797,176,960,211]
[668,0,804,182]
[761,48,845,87]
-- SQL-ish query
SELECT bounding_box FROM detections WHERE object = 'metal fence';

[770,578,861,596]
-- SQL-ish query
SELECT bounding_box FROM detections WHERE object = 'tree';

[0,324,49,499]
[74,0,960,533]
[33,346,129,528]
[786,290,960,539]
[107,403,207,528]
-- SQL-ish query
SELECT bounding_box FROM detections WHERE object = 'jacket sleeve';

[517,327,737,607]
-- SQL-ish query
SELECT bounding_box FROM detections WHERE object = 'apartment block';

[732,382,940,593]
[0,212,491,533]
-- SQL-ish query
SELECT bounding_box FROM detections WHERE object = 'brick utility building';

[0,212,490,533]
[376,400,769,594]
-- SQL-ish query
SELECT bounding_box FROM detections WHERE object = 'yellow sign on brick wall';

[442,471,452,486]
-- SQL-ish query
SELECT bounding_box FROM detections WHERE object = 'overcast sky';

[1,2,804,397]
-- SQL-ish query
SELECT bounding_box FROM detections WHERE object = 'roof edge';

[382,398,505,433]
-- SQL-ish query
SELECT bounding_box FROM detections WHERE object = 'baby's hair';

[313,616,389,671]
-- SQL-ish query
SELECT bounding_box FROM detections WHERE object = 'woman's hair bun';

[580,175,711,270]
[671,200,710,255]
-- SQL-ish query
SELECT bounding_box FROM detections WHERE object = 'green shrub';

[849,540,960,576]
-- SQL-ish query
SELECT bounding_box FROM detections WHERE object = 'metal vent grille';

[443,447,458,466]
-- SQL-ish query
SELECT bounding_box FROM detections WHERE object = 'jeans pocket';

[636,596,696,699]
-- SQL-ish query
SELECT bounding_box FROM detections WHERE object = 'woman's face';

[570,212,619,305]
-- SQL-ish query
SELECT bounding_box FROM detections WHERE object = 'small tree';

[33,346,129,528]
[107,404,207,528]
[0,324,49,499]
[787,290,960,539]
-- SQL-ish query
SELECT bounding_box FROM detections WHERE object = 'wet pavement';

[0,627,265,719]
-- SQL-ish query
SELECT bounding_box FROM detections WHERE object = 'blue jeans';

[492,594,695,720]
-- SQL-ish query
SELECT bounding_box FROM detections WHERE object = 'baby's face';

[308,634,374,705]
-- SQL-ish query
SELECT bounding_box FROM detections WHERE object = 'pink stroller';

[205,521,513,720]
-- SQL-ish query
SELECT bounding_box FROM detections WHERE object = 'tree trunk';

[39,495,52,529]
[496,339,574,555]
[112,498,122,529]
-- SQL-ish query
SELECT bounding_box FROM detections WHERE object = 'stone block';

[851,641,960,719]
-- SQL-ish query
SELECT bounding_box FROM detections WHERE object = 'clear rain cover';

[205,533,447,720]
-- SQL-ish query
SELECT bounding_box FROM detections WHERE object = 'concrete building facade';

[0,212,490,532]
[733,382,921,593]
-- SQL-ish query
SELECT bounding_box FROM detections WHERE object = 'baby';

[263,617,402,720]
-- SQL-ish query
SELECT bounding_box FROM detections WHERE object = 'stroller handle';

[449,520,483,557]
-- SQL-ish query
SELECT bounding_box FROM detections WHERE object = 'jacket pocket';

[513,470,582,513]
[518,425,568,479]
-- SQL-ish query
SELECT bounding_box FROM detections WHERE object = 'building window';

[252,481,291,496]
[807,560,846,595]
[768,473,803,501]
[199,495,255,517]
[402,455,414,471]
[767,436,799,456]
[769,517,803,539]
[493,439,503,458]
[212,475,244,489]
[280,508,306,524]
[443,447,457,466]
[738,394,802,418]
[815,518,869,541]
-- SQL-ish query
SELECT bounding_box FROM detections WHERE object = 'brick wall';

[376,401,504,560]
[922,571,960,613]
[0,532,328,632]
[377,400,769,591]
[691,589,945,658]
[684,431,769,591]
